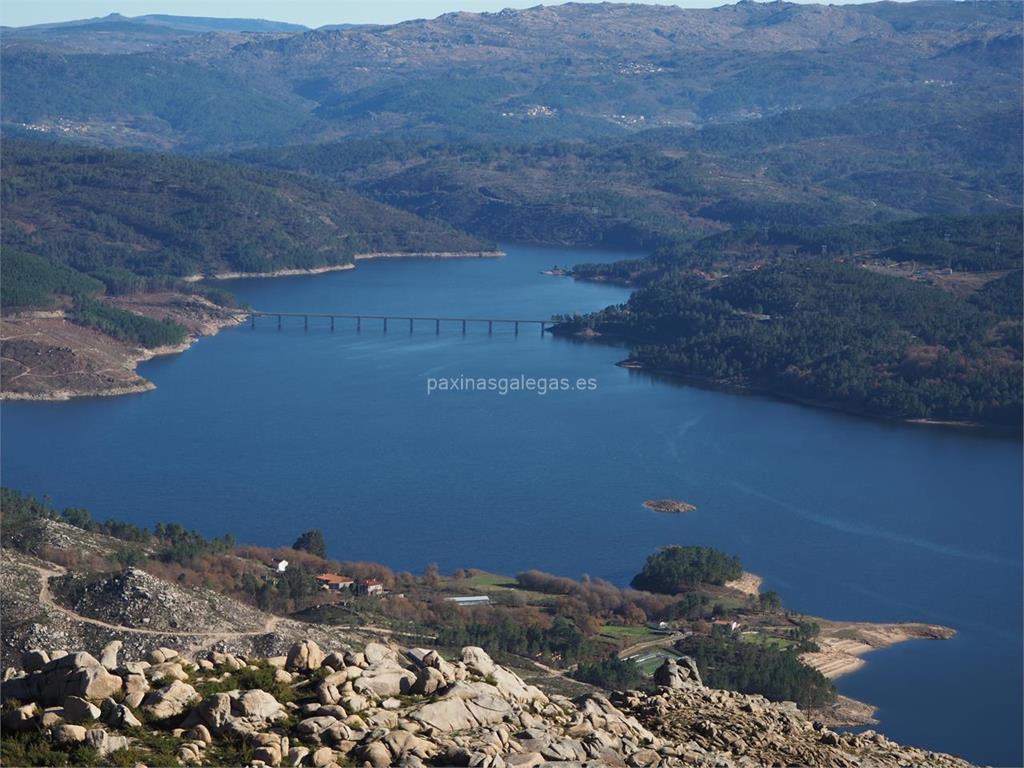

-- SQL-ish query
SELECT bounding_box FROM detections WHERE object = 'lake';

[3,244,1021,765]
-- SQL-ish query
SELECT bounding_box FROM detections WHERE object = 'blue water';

[2,245,1021,765]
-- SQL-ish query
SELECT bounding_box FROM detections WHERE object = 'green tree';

[573,656,645,691]
[759,591,783,613]
[631,546,743,594]
[293,529,327,559]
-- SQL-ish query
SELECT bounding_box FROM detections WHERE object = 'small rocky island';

[644,499,697,514]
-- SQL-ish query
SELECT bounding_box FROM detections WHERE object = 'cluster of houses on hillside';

[316,572,384,596]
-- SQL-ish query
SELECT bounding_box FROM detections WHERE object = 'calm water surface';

[3,245,1021,765]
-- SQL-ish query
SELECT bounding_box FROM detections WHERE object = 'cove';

[2,244,1021,765]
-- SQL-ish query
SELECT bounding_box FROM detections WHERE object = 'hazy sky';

[2,0,908,29]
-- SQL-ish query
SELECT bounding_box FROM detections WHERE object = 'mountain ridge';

[3,0,1019,148]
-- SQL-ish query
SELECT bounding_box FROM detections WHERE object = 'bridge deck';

[248,311,551,324]
[246,311,555,334]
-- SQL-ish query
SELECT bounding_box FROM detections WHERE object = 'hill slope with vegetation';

[1,140,486,287]
[2,1,1020,151]
[555,257,1022,427]
[0,141,488,400]
[231,85,1020,251]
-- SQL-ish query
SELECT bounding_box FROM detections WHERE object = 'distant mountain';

[119,13,307,32]
[1,12,307,54]
[1,1,1019,149]
[3,11,307,34]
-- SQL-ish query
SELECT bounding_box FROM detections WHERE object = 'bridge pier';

[540,322,545,336]
[357,317,361,331]
[330,316,335,331]
[251,314,256,329]
[304,315,308,331]
[435,319,440,334]
[488,321,493,334]
[514,321,519,335]
[462,320,466,334]
[383,318,388,332]
[277,314,282,330]
[409,317,414,332]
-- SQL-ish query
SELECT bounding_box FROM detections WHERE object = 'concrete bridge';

[248,311,552,335]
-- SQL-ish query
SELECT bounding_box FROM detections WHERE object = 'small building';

[445,595,491,607]
[274,559,289,573]
[359,579,385,596]
[316,573,355,590]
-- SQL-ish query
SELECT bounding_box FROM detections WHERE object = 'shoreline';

[724,571,763,596]
[186,249,506,281]
[2,249,501,401]
[799,620,956,728]
[605,355,1016,436]
[717,572,955,728]
[550,322,1017,434]
[0,299,246,402]
[721,573,956,685]
[0,381,157,401]
[194,264,355,281]
[800,620,957,682]
[354,249,504,261]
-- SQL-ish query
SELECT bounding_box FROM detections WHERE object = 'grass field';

[598,624,661,641]
[739,631,796,650]
[436,571,558,604]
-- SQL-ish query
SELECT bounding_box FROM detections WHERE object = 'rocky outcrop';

[186,687,289,739]
[141,679,199,720]
[653,656,701,689]
[286,640,326,673]
[0,640,974,768]
[2,651,123,705]
[610,681,973,768]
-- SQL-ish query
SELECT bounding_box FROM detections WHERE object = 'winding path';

[22,561,437,652]
[25,562,281,643]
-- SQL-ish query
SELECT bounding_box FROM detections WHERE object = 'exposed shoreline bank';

[800,620,957,728]
[801,620,957,682]
[1,249,502,402]
[185,249,506,281]
[722,572,956,727]
[632,571,955,728]
[0,297,246,402]
[723,574,956,685]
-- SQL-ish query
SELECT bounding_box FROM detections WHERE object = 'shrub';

[194,661,293,703]
[572,656,646,690]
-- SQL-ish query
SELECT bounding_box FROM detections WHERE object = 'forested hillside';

[571,210,1024,283]
[555,259,1022,426]
[234,88,1021,250]
[0,140,486,291]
